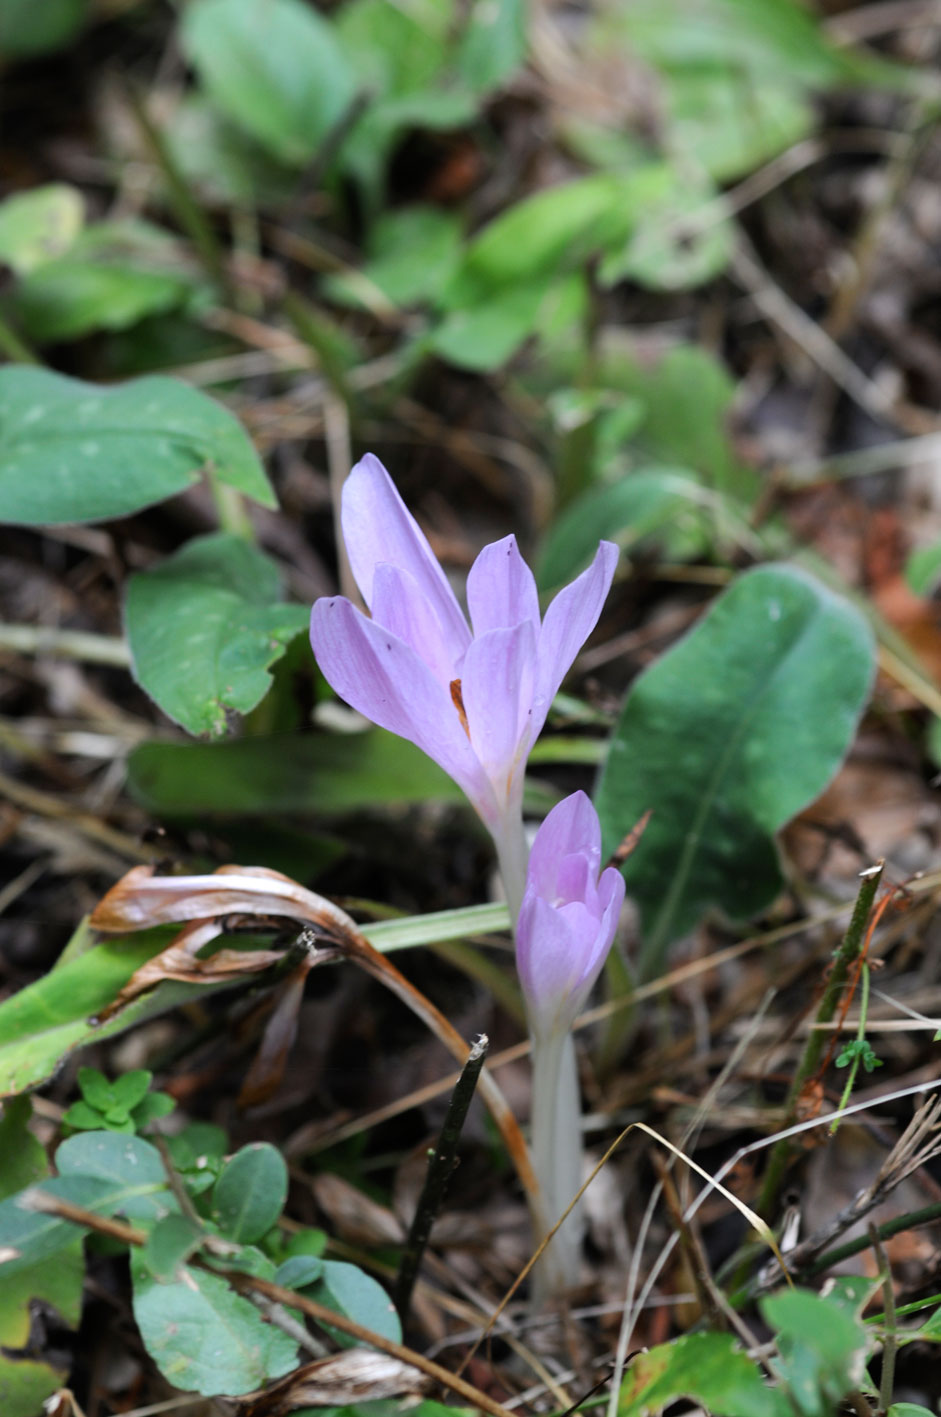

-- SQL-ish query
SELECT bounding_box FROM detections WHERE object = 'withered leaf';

[238,1349,432,1414]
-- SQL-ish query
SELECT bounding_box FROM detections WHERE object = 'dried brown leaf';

[238,1350,432,1414]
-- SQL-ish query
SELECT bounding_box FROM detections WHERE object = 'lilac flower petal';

[533,541,619,734]
[310,596,492,814]
[466,536,540,638]
[598,865,627,919]
[371,562,462,687]
[461,621,535,798]
[342,455,470,659]
[526,791,600,899]
[516,894,581,1022]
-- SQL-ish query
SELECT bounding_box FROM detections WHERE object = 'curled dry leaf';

[88,864,539,1205]
[238,1349,432,1414]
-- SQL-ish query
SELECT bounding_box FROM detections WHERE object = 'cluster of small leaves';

[0,1088,402,1410]
[63,1066,174,1134]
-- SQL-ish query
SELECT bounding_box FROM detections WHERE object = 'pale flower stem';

[529,1026,585,1305]
[493,809,529,926]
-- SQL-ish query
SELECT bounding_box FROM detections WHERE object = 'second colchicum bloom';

[310,455,618,919]
[516,791,625,1298]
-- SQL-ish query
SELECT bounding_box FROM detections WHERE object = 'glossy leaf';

[0,366,274,525]
[596,564,875,973]
[181,0,356,166]
[131,1253,298,1396]
[125,532,309,737]
[213,1143,288,1242]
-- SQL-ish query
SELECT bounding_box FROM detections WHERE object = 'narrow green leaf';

[181,0,356,166]
[596,564,875,974]
[131,1254,297,1396]
[125,532,308,737]
[213,1143,287,1243]
[0,366,275,525]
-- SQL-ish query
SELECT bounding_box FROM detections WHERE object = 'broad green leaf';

[537,468,710,590]
[14,219,199,342]
[275,1254,325,1289]
[598,0,850,86]
[619,1331,789,1416]
[665,69,813,180]
[213,1143,287,1243]
[310,1260,401,1347]
[0,1174,165,1275]
[181,0,356,166]
[325,206,463,310]
[0,0,85,58]
[131,1253,297,1396]
[598,169,733,290]
[889,1407,936,1416]
[127,729,466,815]
[762,1288,869,1417]
[429,283,545,371]
[440,174,632,309]
[124,532,309,737]
[0,366,275,525]
[0,1099,83,1417]
[0,184,84,274]
[143,1214,206,1282]
[457,0,526,93]
[596,564,875,974]
[56,1132,174,1220]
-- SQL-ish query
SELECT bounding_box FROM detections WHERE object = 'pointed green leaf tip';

[596,563,875,975]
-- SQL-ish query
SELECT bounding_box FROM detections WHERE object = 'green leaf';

[325,205,463,310]
[127,729,466,815]
[889,1406,936,1416]
[664,68,813,181]
[619,1331,789,1416]
[0,1099,84,1417]
[0,366,275,526]
[212,1143,288,1243]
[125,532,308,737]
[429,283,545,371]
[181,0,356,166]
[596,564,875,974]
[598,168,733,290]
[132,1091,176,1128]
[762,1288,869,1417]
[0,0,85,58]
[275,1254,325,1289]
[14,219,199,343]
[55,1132,173,1221]
[77,1066,118,1112]
[62,1099,109,1131]
[310,1260,402,1347]
[131,1253,298,1396]
[0,1174,161,1275]
[0,924,238,1097]
[457,0,526,93]
[537,468,710,590]
[143,1214,206,1282]
[0,183,84,274]
[112,1069,155,1111]
[906,540,941,597]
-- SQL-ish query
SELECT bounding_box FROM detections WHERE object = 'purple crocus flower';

[516,791,625,1039]
[310,456,618,911]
